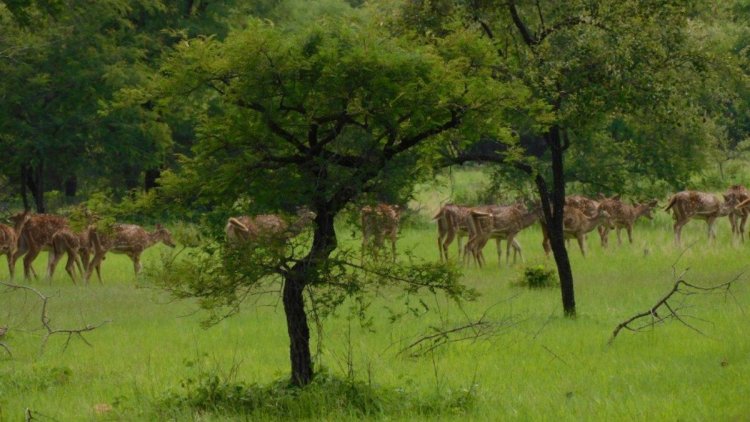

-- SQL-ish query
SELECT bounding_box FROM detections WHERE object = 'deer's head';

[154,224,176,248]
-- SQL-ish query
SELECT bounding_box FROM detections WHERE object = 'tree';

[395,0,736,316]
[149,14,529,386]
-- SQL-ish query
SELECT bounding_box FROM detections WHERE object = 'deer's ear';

[597,192,605,200]
[156,223,163,229]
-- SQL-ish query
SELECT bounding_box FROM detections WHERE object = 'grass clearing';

[2,173,750,420]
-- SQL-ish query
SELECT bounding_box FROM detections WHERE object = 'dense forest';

[1,0,748,214]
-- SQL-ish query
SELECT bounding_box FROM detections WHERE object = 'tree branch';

[0,282,110,356]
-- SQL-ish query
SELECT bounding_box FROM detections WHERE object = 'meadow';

[2,170,750,420]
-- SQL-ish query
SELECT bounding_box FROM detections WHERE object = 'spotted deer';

[85,224,176,283]
[13,214,69,280]
[0,212,31,280]
[597,197,658,247]
[435,203,505,264]
[226,207,316,244]
[542,206,611,257]
[467,204,538,267]
[48,228,87,284]
[724,185,750,242]
[361,204,401,261]
[664,191,737,246]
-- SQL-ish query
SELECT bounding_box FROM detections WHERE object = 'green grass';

[2,178,750,420]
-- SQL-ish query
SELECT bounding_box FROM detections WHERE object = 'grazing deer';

[48,228,87,284]
[542,206,611,257]
[598,197,658,247]
[361,204,401,261]
[725,185,750,242]
[0,212,31,280]
[664,191,737,246]
[226,207,317,243]
[467,204,538,267]
[85,224,176,283]
[13,214,69,280]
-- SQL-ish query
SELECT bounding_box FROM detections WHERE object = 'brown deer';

[48,228,87,284]
[434,204,471,262]
[0,212,31,280]
[434,203,513,263]
[467,204,538,267]
[361,204,401,261]
[725,185,749,242]
[542,206,611,257]
[664,191,737,246]
[13,214,69,280]
[85,224,176,283]
[226,207,316,243]
[598,197,658,247]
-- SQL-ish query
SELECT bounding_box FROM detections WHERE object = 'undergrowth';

[157,368,478,420]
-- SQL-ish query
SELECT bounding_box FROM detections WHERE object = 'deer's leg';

[442,229,455,261]
[674,218,687,246]
[131,254,142,276]
[457,233,464,260]
[64,253,77,284]
[5,252,13,281]
[707,217,718,243]
[86,252,105,284]
[598,226,607,248]
[741,213,748,242]
[23,246,41,280]
[512,238,523,263]
[577,234,586,257]
[47,249,62,280]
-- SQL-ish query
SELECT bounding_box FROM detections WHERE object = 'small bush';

[516,265,558,289]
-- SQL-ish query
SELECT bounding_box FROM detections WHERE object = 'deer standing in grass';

[360,204,401,261]
[12,214,69,280]
[0,212,31,280]
[542,206,611,257]
[597,197,658,247]
[435,203,519,263]
[85,224,176,283]
[467,204,538,267]
[664,191,737,246]
[724,185,749,242]
[226,207,317,244]
[47,225,99,284]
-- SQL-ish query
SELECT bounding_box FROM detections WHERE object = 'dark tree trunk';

[537,126,576,317]
[23,162,45,213]
[144,168,161,191]
[64,175,77,197]
[283,208,338,386]
[20,166,30,211]
[282,274,313,386]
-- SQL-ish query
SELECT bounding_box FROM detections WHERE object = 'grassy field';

[2,173,750,420]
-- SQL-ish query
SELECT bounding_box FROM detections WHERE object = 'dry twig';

[609,270,742,344]
[0,282,109,356]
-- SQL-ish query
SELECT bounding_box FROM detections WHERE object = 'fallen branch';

[609,271,742,344]
[0,282,110,356]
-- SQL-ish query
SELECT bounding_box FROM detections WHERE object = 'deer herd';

[1,185,750,283]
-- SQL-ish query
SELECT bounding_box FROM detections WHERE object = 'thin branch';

[0,282,109,356]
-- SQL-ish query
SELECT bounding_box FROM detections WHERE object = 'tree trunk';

[282,274,313,386]
[282,208,338,386]
[144,168,161,191]
[23,162,45,213]
[20,165,30,211]
[538,125,576,317]
[64,175,77,198]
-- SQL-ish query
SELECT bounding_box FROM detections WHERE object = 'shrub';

[516,265,558,289]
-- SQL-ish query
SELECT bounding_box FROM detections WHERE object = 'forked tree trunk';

[283,208,338,386]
